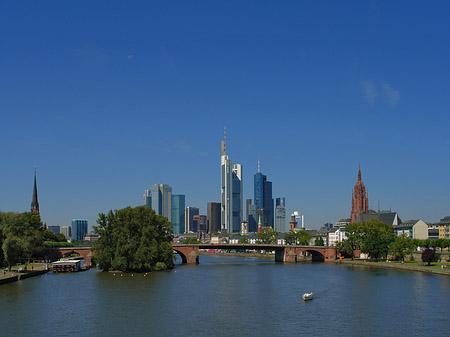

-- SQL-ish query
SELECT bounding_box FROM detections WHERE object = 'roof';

[356,212,398,226]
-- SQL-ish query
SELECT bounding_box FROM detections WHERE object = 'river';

[1,255,449,336]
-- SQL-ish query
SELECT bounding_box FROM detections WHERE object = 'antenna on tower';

[224,126,226,152]
[378,200,380,213]
[258,158,260,173]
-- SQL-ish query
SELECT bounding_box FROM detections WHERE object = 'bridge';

[173,244,337,264]
[45,244,337,265]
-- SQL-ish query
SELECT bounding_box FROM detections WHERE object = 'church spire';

[358,163,361,181]
[31,168,40,215]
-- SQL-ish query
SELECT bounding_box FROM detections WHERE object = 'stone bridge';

[45,247,94,265]
[173,244,337,264]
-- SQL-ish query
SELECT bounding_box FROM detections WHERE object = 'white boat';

[302,292,313,301]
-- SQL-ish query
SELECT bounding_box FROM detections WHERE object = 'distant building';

[47,225,60,234]
[247,202,258,233]
[220,128,243,233]
[436,216,450,239]
[152,184,172,221]
[61,226,71,240]
[194,215,207,233]
[351,165,369,223]
[355,211,400,226]
[84,234,100,242]
[31,168,40,216]
[393,220,428,239]
[171,195,185,235]
[185,207,199,233]
[336,218,351,227]
[254,159,274,228]
[143,189,152,207]
[71,219,88,241]
[275,197,287,232]
[207,202,221,234]
[328,226,347,247]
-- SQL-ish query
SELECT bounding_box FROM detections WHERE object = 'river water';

[1,255,449,336]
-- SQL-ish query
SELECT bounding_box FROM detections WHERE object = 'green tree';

[183,237,201,244]
[422,248,435,266]
[342,222,365,259]
[93,206,174,272]
[315,236,325,246]
[360,220,396,260]
[389,235,415,261]
[256,227,278,244]
[336,240,353,257]
[284,230,311,245]
[239,238,249,244]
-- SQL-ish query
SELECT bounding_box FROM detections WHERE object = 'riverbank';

[0,264,49,285]
[336,259,450,276]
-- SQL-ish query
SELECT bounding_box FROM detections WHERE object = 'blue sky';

[1,1,449,230]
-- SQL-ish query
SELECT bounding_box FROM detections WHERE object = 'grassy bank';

[336,259,450,276]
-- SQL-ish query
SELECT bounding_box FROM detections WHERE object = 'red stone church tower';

[351,165,368,223]
[31,168,40,215]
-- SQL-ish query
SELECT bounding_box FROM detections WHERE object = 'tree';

[342,222,365,259]
[183,237,201,244]
[389,235,415,261]
[422,248,435,266]
[360,220,395,260]
[239,238,249,244]
[284,230,311,245]
[315,236,325,246]
[93,206,174,272]
[256,227,278,244]
[336,240,353,257]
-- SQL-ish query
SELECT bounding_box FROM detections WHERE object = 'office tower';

[152,184,172,222]
[185,207,199,233]
[194,215,208,233]
[253,160,274,228]
[248,204,258,232]
[61,226,71,240]
[207,202,221,234]
[143,189,152,207]
[171,194,185,235]
[220,127,243,233]
[47,225,61,234]
[31,168,40,215]
[275,197,287,232]
[71,219,88,241]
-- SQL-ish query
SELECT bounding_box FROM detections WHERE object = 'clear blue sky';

[1,1,449,230]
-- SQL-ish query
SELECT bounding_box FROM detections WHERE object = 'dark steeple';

[31,168,40,215]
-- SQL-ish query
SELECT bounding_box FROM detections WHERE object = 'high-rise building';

[171,195,185,235]
[185,207,199,233]
[143,189,152,207]
[47,225,61,234]
[152,184,172,222]
[351,165,369,223]
[207,202,221,234]
[275,197,287,232]
[31,168,40,216]
[246,199,257,232]
[253,160,273,228]
[220,128,243,233]
[61,226,71,240]
[71,219,88,241]
[194,214,208,233]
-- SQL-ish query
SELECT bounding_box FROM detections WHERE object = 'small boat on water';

[302,292,314,301]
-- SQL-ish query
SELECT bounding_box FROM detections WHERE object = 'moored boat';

[302,292,313,301]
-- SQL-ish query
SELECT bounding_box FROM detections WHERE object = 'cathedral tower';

[31,168,40,215]
[351,164,368,223]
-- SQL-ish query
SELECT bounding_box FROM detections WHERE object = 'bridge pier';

[174,246,199,264]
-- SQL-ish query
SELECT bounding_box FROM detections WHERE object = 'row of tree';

[336,219,450,261]
[0,212,66,270]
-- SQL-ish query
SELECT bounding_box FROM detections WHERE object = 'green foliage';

[183,238,201,244]
[422,248,435,266]
[315,236,325,246]
[93,206,174,272]
[238,238,249,244]
[389,235,415,261]
[256,227,278,244]
[336,240,353,257]
[285,230,311,245]
[43,241,74,248]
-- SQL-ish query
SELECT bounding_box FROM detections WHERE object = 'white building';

[328,226,347,247]
[394,220,428,239]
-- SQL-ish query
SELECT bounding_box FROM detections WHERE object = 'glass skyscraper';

[171,194,185,235]
[152,184,172,222]
[143,189,152,207]
[71,219,88,241]
[275,197,287,232]
[253,162,274,228]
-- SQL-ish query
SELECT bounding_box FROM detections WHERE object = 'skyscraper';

[275,197,287,232]
[207,202,221,234]
[31,168,39,215]
[71,219,88,241]
[253,160,273,228]
[152,184,172,222]
[143,189,152,207]
[351,165,369,223]
[171,194,185,235]
[185,207,199,233]
[220,128,243,233]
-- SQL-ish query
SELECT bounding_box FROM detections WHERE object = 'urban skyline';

[1,2,449,230]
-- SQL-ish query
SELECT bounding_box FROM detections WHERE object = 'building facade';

[351,165,369,223]
[47,225,60,234]
[143,189,152,207]
[207,202,221,234]
[253,161,274,228]
[152,184,172,222]
[275,197,287,232]
[437,216,450,239]
[61,226,71,240]
[71,219,88,241]
[194,214,208,233]
[171,194,185,235]
[185,207,199,233]
[394,220,428,239]
[220,129,243,233]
